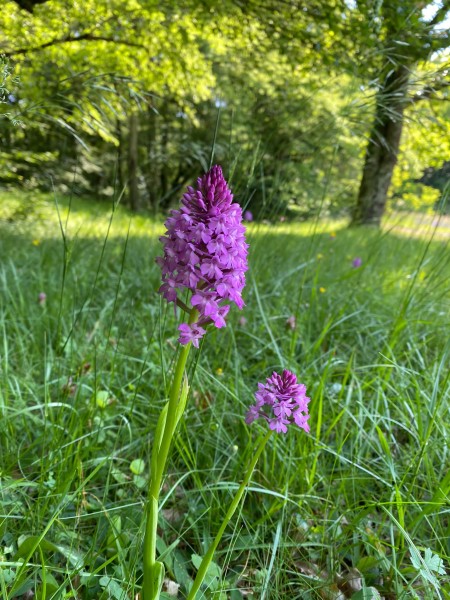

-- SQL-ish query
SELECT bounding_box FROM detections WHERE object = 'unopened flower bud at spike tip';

[157,166,248,345]
[246,370,310,434]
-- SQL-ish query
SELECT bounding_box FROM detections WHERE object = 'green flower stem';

[142,309,197,600]
[187,429,273,600]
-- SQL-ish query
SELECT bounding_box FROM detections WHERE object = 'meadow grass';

[0,190,449,599]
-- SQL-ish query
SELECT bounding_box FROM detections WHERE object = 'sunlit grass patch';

[0,190,163,240]
[384,210,450,241]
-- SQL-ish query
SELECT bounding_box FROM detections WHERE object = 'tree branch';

[410,78,450,104]
[13,0,49,13]
[426,0,450,28]
[430,31,450,52]
[4,34,147,57]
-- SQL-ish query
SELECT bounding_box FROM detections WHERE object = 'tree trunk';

[128,111,140,211]
[352,66,410,226]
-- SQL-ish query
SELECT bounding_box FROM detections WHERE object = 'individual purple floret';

[352,257,362,268]
[246,370,310,434]
[157,166,248,345]
[177,323,206,348]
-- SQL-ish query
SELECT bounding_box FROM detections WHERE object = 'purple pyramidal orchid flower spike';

[157,165,248,345]
[246,370,310,434]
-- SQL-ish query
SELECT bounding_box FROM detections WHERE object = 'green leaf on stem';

[175,374,190,428]
[151,404,168,478]
[153,561,165,599]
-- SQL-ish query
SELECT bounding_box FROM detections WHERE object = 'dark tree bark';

[352,66,410,226]
[5,34,144,57]
[13,0,49,12]
[128,112,140,211]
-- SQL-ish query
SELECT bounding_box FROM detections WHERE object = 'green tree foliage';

[0,0,449,218]
[1,1,220,198]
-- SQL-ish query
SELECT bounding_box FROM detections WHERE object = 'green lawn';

[0,191,449,599]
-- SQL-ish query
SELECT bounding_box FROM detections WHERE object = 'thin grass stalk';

[187,429,272,600]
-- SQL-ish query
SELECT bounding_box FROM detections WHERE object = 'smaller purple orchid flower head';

[243,210,253,222]
[157,165,248,346]
[246,370,310,434]
[38,292,47,305]
[352,257,362,268]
